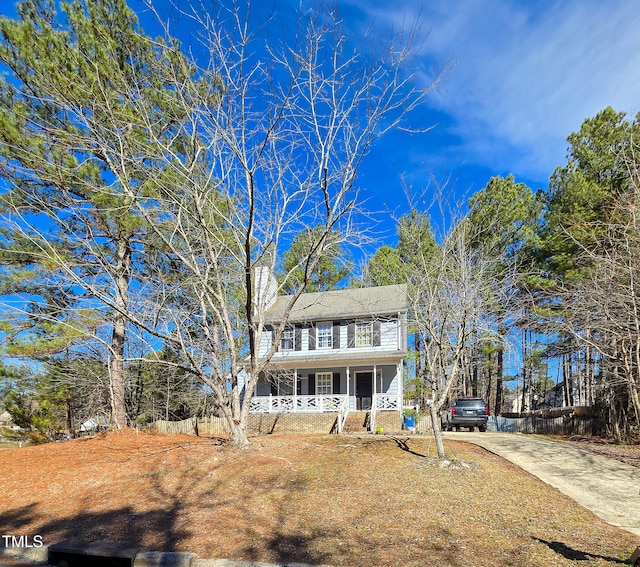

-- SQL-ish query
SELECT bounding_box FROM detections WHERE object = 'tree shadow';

[1,453,339,566]
[391,436,430,458]
[533,537,628,563]
[236,470,336,565]
[0,503,39,532]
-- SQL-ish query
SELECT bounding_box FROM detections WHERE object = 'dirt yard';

[0,430,637,566]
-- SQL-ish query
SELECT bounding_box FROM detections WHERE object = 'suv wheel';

[479,425,487,432]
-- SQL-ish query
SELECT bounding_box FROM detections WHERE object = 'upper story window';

[280,327,294,351]
[355,321,373,347]
[317,323,333,349]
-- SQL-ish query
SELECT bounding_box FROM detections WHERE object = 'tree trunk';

[110,237,131,430]
[430,403,446,459]
[229,419,249,449]
[585,339,593,406]
[495,340,504,415]
[66,396,74,439]
[110,312,127,429]
[471,330,478,397]
[563,353,574,408]
[415,331,422,381]
[493,320,504,415]
[574,349,584,406]
[485,366,493,414]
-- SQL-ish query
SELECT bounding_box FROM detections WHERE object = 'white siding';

[380,365,398,394]
[380,319,397,350]
[258,329,272,357]
[267,317,405,360]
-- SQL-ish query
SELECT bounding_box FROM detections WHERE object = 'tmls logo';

[2,535,44,548]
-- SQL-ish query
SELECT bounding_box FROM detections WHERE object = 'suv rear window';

[455,399,484,408]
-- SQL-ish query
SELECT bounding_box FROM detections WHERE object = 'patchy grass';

[0,430,636,566]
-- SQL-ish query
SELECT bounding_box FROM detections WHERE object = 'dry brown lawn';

[0,430,636,566]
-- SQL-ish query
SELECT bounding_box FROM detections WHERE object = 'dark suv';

[441,397,489,432]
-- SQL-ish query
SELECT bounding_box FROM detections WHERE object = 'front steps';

[342,410,370,433]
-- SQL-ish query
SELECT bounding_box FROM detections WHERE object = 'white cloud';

[343,0,640,181]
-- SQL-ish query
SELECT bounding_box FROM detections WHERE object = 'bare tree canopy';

[0,0,442,447]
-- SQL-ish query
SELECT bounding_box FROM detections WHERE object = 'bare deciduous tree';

[408,215,510,458]
[122,3,444,448]
[0,1,444,447]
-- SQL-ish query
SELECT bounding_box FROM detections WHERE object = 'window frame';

[317,323,333,349]
[316,371,333,395]
[280,326,294,351]
[355,321,373,347]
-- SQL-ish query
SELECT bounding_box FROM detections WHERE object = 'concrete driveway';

[449,431,640,537]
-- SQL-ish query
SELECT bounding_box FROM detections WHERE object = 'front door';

[356,372,373,410]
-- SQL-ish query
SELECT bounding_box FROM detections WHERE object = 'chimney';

[253,266,277,316]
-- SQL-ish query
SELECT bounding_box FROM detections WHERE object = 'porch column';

[293,368,298,412]
[373,363,377,410]
[346,366,351,410]
[397,361,403,411]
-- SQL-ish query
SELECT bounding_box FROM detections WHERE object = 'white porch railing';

[249,395,348,413]
[249,393,399,417]
[337,396,349,433]
[374,393,400,411]
[370,394,400,432]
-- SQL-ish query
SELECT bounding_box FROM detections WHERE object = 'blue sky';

[3,0,633,383]
[156,0,639,243]
[1,0,639,241]
[340,0,640,218]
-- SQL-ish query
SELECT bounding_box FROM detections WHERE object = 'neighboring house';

[241,269,408,433]
[0,409,20,431]
[537,381,569,410]
[0,410,12,426]
[78,415,109,435]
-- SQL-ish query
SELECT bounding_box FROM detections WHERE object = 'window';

[355,321,373,347]
[316,372,332,395]
[317,323,333,349]
[280,327,294,351]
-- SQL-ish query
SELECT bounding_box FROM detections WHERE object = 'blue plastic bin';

[403,415,415,428]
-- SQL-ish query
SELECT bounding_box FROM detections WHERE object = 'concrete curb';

[0,546,336,567]
[0,545,48,564]
[135,551,198,566]
[193,561,335,567]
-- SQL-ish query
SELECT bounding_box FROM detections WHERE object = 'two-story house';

[242,270,408,433]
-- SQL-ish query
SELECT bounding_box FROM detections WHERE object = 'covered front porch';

[249,362,402,418]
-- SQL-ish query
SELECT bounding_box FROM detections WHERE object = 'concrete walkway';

[450,431,640,537]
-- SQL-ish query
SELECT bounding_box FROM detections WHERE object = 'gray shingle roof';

[264,284,407,323]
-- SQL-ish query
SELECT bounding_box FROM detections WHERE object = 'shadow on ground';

[533,537,627,564]
[0,453,335,565]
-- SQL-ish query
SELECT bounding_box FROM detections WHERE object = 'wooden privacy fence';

[414,414,600,436]
[148,416,229,436]
[489,415,601,436]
